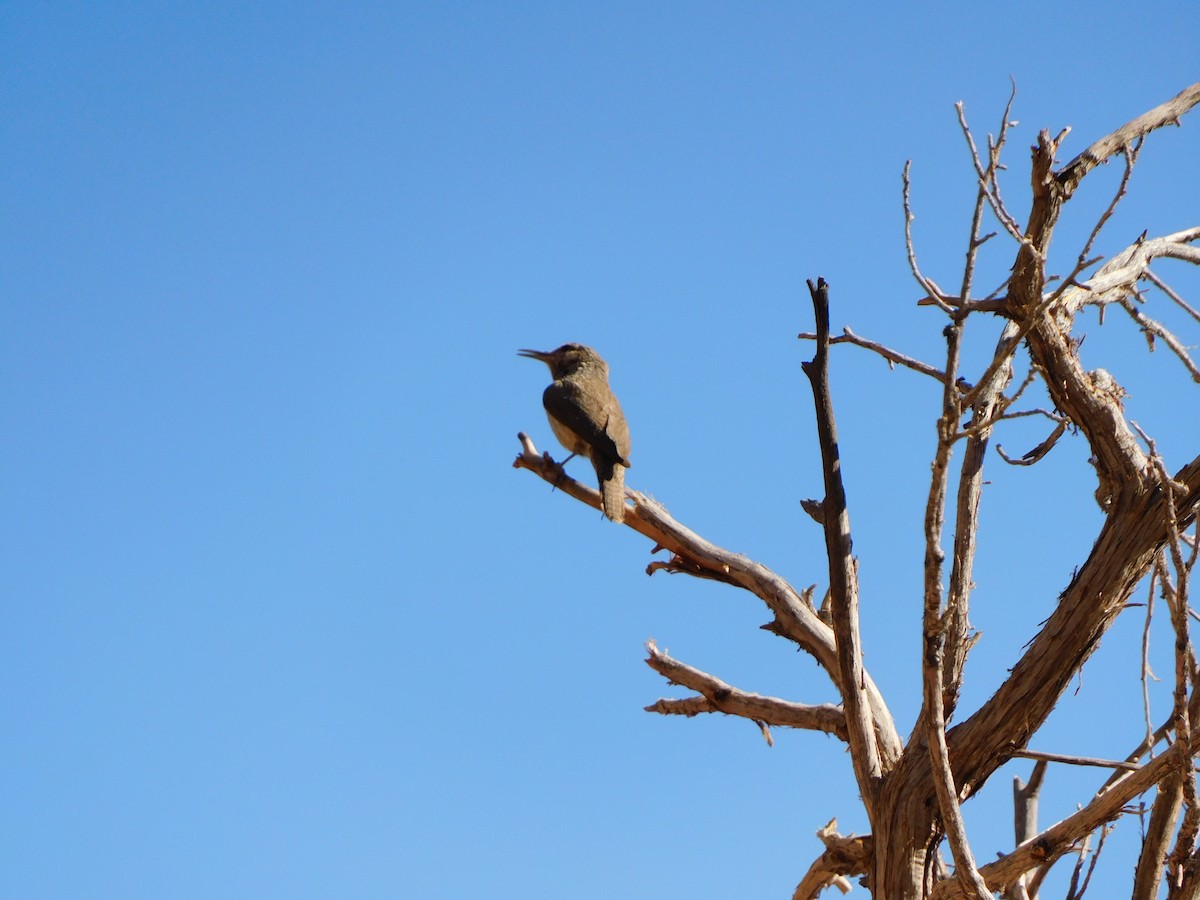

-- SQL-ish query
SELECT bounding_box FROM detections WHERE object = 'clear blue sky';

[3,3,1198,898]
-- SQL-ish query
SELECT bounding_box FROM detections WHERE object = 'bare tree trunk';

[515,81,1200,899]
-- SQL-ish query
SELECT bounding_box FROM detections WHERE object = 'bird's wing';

[542,380,630,467]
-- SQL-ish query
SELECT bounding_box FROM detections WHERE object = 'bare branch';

[1007,125,1155,500]
[1014,761,1047,842]
[1145,269,1200,325]
[1009,749,1142,771]
[514,433,826,642]
[1067,227,1200,311]
[1008,761,1047,900]
[1065,824,1110,900]
[793,820,871,900]
[1132,768,1183,900]
[641,695,713,717]
[1140,435,1200,886]
[955,97,1026,244]
[931,742,1191,898]
[643,640,849,739]
[1100,717,1174,794]
[1077,138,1140,264]
[513,432,905,767]
[994,407,1065,425]
[933,99,1026,718]
[959,372,1063,442]
[797,326,950,384]
[802,278,886,807]
[904,162,956,313]
[946,452,1200,815]
[1118,296,1200,383]
[916,294,1010,314]
[996,421,1067,466]
[943,322,1021,713]
[1056,82,1200,197]
[921,316,992,899]
[958,87,1017,306]
[1142,569,1162,754]
[928,703,991,898]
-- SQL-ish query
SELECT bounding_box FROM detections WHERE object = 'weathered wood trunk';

[874,765,937,898]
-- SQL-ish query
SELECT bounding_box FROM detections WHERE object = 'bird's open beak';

[517,348,552,363]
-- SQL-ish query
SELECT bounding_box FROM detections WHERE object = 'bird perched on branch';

[518,343,632,522]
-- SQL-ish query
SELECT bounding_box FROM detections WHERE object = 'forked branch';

[793,820,871,900]
[643,640,848,739]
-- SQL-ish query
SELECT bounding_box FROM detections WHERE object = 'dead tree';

[515,83,1200,899]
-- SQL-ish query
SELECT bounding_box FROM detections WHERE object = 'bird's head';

[517,343,604,379]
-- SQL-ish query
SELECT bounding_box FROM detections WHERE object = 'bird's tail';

[597,461,627,523]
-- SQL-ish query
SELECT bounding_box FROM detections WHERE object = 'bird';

[518,343,632,523]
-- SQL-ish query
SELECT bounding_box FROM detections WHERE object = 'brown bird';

[518,343,632,522]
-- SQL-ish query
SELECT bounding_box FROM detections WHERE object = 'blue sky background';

[3,3,1199,898]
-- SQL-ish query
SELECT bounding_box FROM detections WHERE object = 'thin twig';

[957,89,1015,307]
[903,161,956,313]
[1078,139,1141,264]
[1144,269,1200,325]
[1142,567,1160,758]
[1100,718,1174,794]
[1066,824,1111,900]
[1009,749,1142,771]
[1138,427,1200,880]
[995,421,1068,467]
[797,326,950,384]
[1118,296,1200,382]
[955,97,1026,244]
[995,406,1066,425]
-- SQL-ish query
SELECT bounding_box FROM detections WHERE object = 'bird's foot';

[548,453,576,489]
